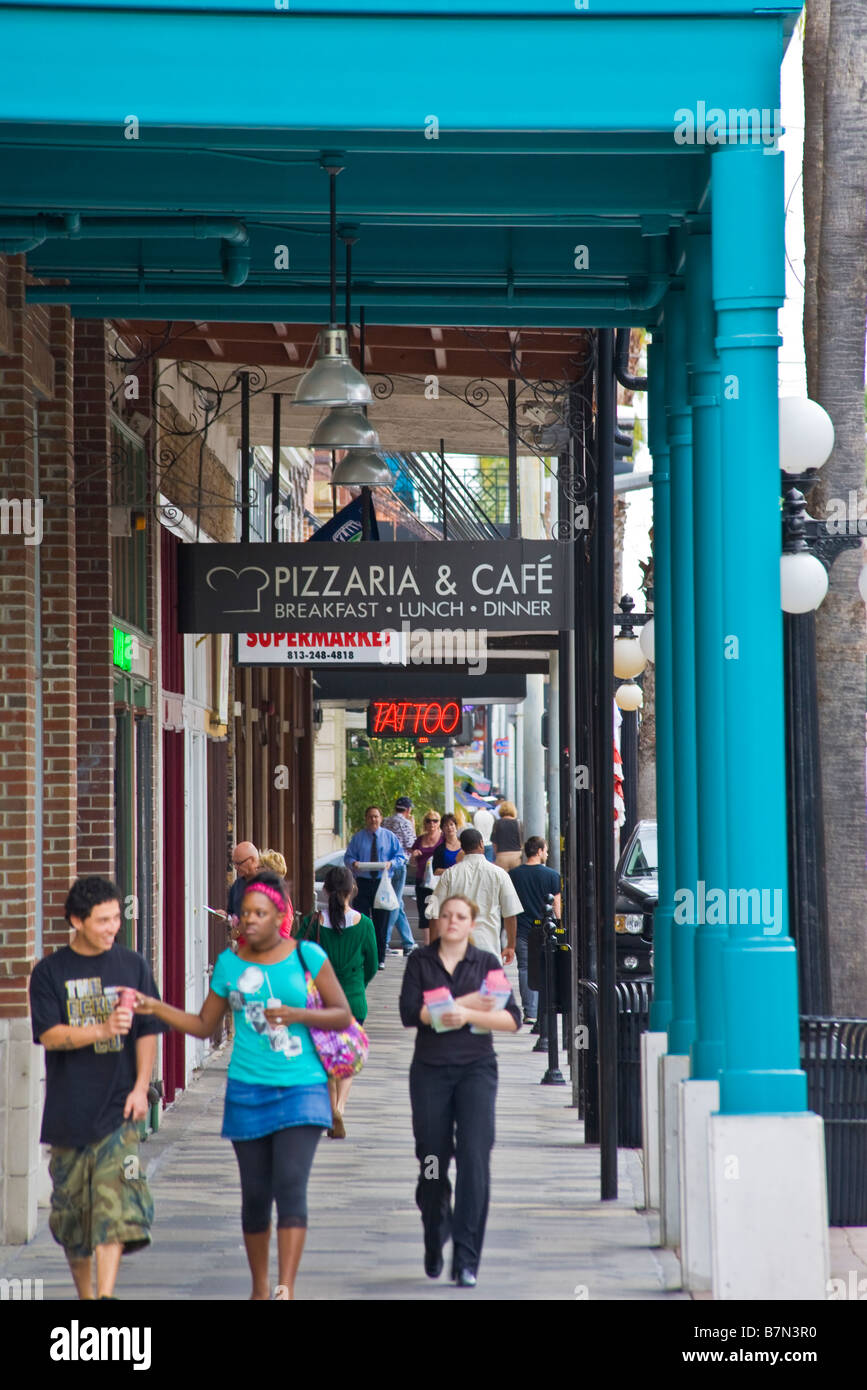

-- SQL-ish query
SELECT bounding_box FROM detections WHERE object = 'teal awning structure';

[0,2,797,324]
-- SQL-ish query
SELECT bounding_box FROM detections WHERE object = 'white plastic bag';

[374,870,399,913]
[423,855,436,890]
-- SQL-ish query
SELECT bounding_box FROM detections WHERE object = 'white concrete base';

[641,1032,668,1209]
[709,1112,830,1300]
[0,1017,42,1243]
[678,1079,719,1291]
[659,1053,690,1248]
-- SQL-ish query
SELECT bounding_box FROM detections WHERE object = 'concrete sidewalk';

[6,952,859,1301]
[0,953,687,1301]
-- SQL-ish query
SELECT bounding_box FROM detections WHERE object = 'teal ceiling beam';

[0,125,709,156]
[0,14,785,128]
[46,302,661,329]
[24,226,658,281]
[0,147,708,220]
[27,277,668,312]
[3,0,803,21]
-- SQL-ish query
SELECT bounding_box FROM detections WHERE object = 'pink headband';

[243,881,294,938]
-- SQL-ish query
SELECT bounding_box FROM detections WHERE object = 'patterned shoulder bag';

[295,942,369,1079]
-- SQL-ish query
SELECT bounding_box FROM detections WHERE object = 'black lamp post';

[613,594,651,842]
[782,478,863,1016]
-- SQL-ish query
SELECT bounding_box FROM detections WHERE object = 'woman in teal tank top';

[135,869,351,1300]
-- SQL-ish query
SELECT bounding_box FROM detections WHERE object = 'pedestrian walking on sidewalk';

[28,876,167,1301]
[491,802,524,873]
[383,796,419,955]
[134,869,352,1301]
[294,865,377,1139]
[431,813,462,879]
[426,828,522,964]
[509,837,562,1025]
[344,805,407,968]
[399,895,521,1287]
[410,809,443,945]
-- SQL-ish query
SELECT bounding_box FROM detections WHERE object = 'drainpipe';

[0,215,250,285]
[615,328,648,392]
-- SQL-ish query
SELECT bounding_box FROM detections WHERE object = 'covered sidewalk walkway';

[0,958,683,1302]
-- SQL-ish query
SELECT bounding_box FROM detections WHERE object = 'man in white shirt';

[472,805,495,861]
[425,828,522,964]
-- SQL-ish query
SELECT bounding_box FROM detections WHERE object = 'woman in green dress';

[294,865,378,1139]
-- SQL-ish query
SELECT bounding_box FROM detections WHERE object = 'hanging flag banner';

[177,539,567,634]
[307,495,379,544]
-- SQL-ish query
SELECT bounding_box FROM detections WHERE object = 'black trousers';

[231,1126,322,1233]
[409,1054,498,1275]
[415,885,433,927]
[355,876,390,964]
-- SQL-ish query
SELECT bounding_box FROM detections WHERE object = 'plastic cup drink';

[267,997,282,1011]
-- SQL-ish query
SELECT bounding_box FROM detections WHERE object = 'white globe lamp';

[780,552,829,614]
[639,617,655,663]
[613,635,647,680]
[615,681,644,712]
[779,397,835,476]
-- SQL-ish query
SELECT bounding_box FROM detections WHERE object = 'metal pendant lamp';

[294,161,372,408]
[311,404,380,451]
[331,448,394,488]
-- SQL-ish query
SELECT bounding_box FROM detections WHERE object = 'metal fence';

[577,978,652,1148]
[800,1016,867,1226]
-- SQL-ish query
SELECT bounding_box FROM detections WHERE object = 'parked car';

[614,818,657,979]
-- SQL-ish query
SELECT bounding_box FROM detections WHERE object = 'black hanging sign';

[177,539,568,634]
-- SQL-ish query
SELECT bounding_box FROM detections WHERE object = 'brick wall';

[0,257,40,1018]
[73,320,114,877]
[40,305,78,952]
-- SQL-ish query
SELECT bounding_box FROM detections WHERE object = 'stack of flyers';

[470,969,512,1033]
[424,986,457,1032]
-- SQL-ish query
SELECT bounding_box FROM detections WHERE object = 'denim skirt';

[221,1079,333,1141]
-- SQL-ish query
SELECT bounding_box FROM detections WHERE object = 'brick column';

[73,320,114,876]
[40,305,78,952]
[0,257,42,1241]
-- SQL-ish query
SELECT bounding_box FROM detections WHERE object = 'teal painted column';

[664,285,698,1059]
[712,145,805,1114]
[648,332,673,1035]
[686,224,727,1083]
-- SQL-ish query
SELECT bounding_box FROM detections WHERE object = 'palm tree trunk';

[803,0,829,394]
[806,0,867,1015]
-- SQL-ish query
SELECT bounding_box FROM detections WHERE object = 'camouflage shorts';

[48,1122,153,1260]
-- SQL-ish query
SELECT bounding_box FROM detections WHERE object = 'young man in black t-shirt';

[509,838,562,1024]
[29,876,166,1300]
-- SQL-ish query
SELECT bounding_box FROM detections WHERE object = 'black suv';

[614,818,657,979]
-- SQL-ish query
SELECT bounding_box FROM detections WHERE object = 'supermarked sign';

[177,539,568,635]
[236,631,398,665]
[367,699,472,745]
[494,737,510,755]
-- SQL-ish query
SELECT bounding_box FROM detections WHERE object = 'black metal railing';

[800,1016,867,1226]
[578,978,651,1148]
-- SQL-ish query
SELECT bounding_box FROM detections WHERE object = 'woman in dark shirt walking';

[399,894,521,1287]
[409,810,443,945]
[491,801,524,872]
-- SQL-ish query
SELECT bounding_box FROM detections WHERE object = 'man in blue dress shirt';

[345,805,407,969]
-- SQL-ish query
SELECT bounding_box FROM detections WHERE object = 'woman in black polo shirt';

[399,894,521,1288]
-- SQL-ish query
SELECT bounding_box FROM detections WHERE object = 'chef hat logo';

[206,565,270,613]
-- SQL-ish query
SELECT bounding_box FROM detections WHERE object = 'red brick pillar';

[40,305,78,951]
[0,256,44,1241]
[0,256,39,1015]
[73,319,114,876]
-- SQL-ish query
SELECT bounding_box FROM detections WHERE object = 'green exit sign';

[113,627,134,671]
